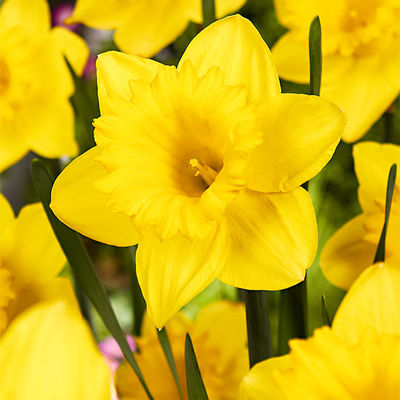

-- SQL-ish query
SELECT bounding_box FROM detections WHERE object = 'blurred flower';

[272,0,400,142]
[116,301,248,399]
[51,15,345,328]
[52,3,78,30]
[0,0,89,172]
[241,261,400,399]
[0,297,111,399]
[320,141,400,289]
[100,335,136,400]
[67,0,247,57]
[0,194,67,335]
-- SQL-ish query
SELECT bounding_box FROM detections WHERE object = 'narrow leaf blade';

[321,294,332,327]
[30,159,153,400]
[309,16,322,96]
[374,163,397,263]
[157,328,183,399]
[185,333,209,400]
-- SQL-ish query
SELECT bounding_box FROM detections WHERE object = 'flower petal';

[96,51,159,112]
[322,56,399,142]
[51,26,89,76]
[219,188,317,290]
[240,355,291,400]
[353,141,400,215]
[4,203,65,289]
[272,32,309,83]
[23,101,78,158]
[51,147,140,247]
[0,0,50,35]
[246,94,345,193]
[0,125,29,172]
[179,15,280,103]
[0,194,15,259]
[136,223,229,328]
[333,262,400,345]
[113,1,189,57]
[0,299,110,400]
[320,215,377,290]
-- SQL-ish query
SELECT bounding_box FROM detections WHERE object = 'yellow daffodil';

[51,15,346,328]
[0,193,67,334]
[272,0,400,142]
[68,0,247,57]
[0,0,89,172]
[320,141,400,290]
[116,301,247,399]
[241,261,400,399]
[0,297,110,399]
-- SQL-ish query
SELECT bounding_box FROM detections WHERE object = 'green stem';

[243,290,273,368]
[278,276,308,355]
[202,0,216,28]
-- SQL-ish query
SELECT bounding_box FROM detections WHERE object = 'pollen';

[188,158,218,186]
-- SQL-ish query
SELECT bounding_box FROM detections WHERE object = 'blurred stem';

[384,104,395,143]
[243,289,273,367]
[278,276,308,355]
[202,0,216,28]
[309,16,322,96]
[123,246,146,336]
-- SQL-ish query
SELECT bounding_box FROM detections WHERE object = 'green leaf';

[309,16,322,96]
[185,333,209,400]
[202,0,216,28]
[321,294,332,327]
[30,159,153,400]
[243,290,273,367]
[374,163,397,263]
[157,328,183,399]
[278,278,308,355]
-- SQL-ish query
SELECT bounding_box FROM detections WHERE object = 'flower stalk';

[202,0,216,28]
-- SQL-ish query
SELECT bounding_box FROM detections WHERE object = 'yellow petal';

[353,141,400,215]
[51,26,89,76]
[113,1,189,57]
[136,223,229,328]
[0,121,30,171]
[219,188,317,290]
[333,262,400,345]
[240,355,291,400]
[179,15,280,103]
[273,0,316,30]
[246,94,345,193]
[0,0,50,35]
[322,56,399,142]
[96,51,159,113]
[4,203,65,289]
[320,215,377,290]
[0,194,15,259]
[51,147,140,247]
[192,301,246,362]
[68,0,131,29]
[186,0,247,23]
[9,277,78,324]
[272,32,309,83]
[22,101,78,158]
[0,300,110,400]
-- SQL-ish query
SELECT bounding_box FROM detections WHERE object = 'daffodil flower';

[51,15,346,328]
[320,141,400,290]
[0,194,66,334]
[241,261,400,399]
[68,0,247,57]
[116,301,248,399]
[0,0,89,172]
[0,297,110,399]
[272,0,400,142]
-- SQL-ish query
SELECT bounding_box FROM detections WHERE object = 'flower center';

[0,58,10,96]
[188,158,218,187]
[0,265,16,334]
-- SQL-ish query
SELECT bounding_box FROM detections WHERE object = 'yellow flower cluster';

[1,0,399,398]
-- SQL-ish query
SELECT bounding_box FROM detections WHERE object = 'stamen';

[188,158,218,186]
